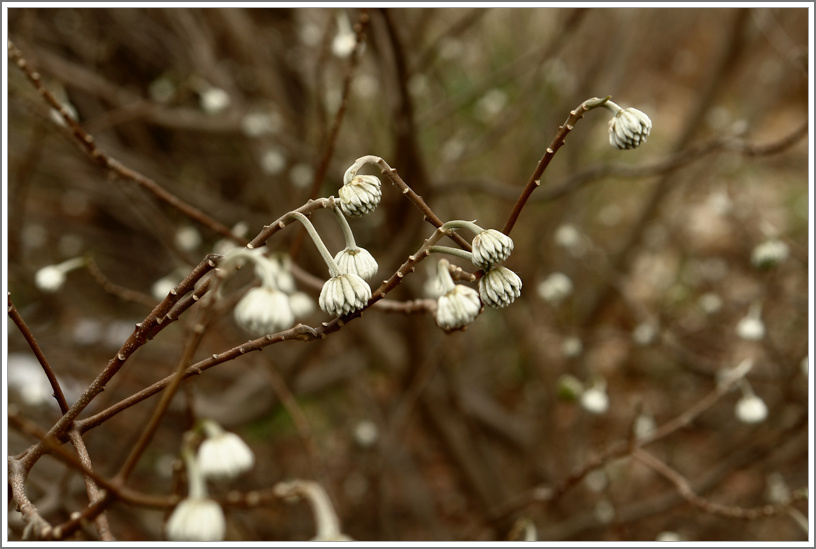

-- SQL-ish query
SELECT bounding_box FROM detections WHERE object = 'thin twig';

[633,447,808,520]
[7,293,70,414]
[85,255,158,308]
[501,96,610,236]
[291,9,371,260]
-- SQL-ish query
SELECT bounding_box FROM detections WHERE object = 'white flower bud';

[751,239,789,269]
[199,87,230,114]
[289,291,316,319]
[436,285,482,332]
[35,265,67,292]
[479,266,522,308]
[334,247,378,281]
[632,321,659,346]
[319,273,371,317]
[338,175,382,217]
[471,229,514,270]
[166,497,226,542]
[536,272,573,304]
[234,286,295,335]
[608,107,652,150]
[735,394,768,424]
[580,386,609,415]
[561,336,583,358]
[34,257,85,293]
[736,305,765,341]
[197,421,255,480]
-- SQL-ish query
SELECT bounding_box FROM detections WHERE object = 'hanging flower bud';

[735,394,768,424]
[166,445,226,542]
[580,380,609,415]
[471,229,514,270]
[736,303,765,341]
[605,101,652,150]
[334,247,379,281]
[234,286,295,335]
[339,162,382,218]
[434,259,481,331]
[319,273,371,317]
[196,420,255,480]
[478,266,522,308]
[34,257,86,293]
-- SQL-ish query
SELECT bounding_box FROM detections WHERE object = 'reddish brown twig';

[501,96,611,236]
[7,293,70,414]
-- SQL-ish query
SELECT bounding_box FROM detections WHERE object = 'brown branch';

[7,40,244,245]
[501,96,611,236]
[7,293,70,414]
[85,255,158,308]
[290,9,371,259]
[66,429,114,541]
[633,447,808,520]
[21,255,219,464]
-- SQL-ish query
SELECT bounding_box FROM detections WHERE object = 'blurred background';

[5,6,810,542]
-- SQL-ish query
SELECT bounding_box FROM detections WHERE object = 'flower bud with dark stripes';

[478,265,522,308]
[471,229,514,270]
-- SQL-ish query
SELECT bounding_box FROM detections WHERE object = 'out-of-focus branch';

[7,294,70,414]
[7,40,243,245]
[633,447,808,520]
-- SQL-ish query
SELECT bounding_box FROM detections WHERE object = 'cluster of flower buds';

[166,421,255,541]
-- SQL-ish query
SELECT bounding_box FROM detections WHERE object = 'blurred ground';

[5,6,811,542]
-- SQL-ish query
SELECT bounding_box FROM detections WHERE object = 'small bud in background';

[331,12,357,58]
[751,238,789,269]
[580,378,609,415]
[561,336,584,358]
[736,303,765,341]
[353,420,379,448]
[632,321,659,346]
[234,286,295,335]
[34,257,86,293]
[199,86,230,114]
[734,379,768,424]
[537,272,573,304]
[175,225,202,252]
